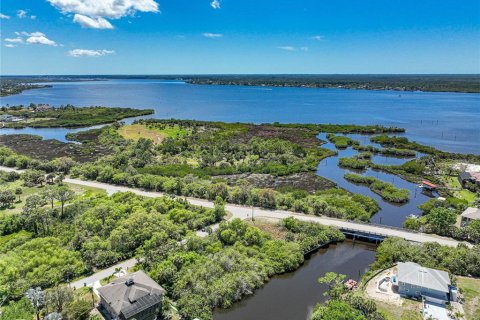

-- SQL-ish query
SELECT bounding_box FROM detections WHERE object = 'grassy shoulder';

[457,276,480,320]
[1,105,154,128]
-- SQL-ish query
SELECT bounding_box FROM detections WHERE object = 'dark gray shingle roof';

[97,270,165,318]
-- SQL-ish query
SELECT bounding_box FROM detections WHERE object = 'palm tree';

[87,286,95,308]
[26,287,45,320]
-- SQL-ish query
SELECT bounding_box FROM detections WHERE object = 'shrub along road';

[0,166,467,248]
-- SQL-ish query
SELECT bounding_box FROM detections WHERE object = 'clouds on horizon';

[69,49,115,57]
[278,46,308,52]
[0,13,10,19]
[202,32,223,38]
[47,0,160,29]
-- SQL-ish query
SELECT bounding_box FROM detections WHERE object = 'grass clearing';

[374,299,422,320]
[118,123,190,144]
[442,176,477,204]
[247,217,287,240]
[457,276,480,320]
[0,180,105,217]
[0,180,42,216]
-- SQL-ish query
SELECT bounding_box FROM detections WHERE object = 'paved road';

[70,258,137,289]
[2,165,471,287]
[1,165,468,248]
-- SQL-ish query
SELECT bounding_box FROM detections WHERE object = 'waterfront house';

[394,262,451,303]
[460,207,480,227]
[97,270,165,320]
[458,171,480,188]
[36,104,51,111]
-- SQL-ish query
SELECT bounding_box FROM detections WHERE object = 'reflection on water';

[213,241,376,320]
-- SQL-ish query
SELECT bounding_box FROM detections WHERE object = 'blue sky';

[1,0,479,75]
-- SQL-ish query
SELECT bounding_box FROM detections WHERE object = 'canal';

[316,133,434,227]
[213,241,376,320]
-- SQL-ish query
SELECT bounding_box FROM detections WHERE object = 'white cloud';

[0,13,10,19]
[311,35,324,41]
[202,32,223,39]
[68,49,115,57]
[211,0,221,9]
[5,44,17,48]
[5,37,23,43]
[16,10,35,19]
[278,46,296,51]
[25,32,57,46]
[278,46,309,52]
[48,0,159,28]
[17,10,27,18]
[73,14,114,29]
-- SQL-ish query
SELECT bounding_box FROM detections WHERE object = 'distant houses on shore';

[0,114,24,122]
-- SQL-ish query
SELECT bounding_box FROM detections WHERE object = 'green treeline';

[179,74,480,93]
[371,237,480,277]
[371,135,480,162]
[0,192,225,299]
[0,182,345,320]
[1,105,154,128]
[142,217,345,319]
[344,173,410,203]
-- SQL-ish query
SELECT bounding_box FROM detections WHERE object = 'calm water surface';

[1,79,461,319]
[1,79,479,154]
[317,133,433,227]
[213,241,376,320]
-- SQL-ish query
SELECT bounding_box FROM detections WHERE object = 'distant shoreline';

[1,74,479,94]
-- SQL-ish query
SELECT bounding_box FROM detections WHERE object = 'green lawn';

[457,277,480,320]
[442,176,477,204]
[0,180,42,216]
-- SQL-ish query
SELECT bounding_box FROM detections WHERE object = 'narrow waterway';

[0,114,155,142]
[316,133,434,227]
[213,241,376,320]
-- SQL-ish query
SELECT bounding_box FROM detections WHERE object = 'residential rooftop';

[397,262,450,293]
[97,270,165,319]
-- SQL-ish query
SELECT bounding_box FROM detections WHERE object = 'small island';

[0,104,154,128]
